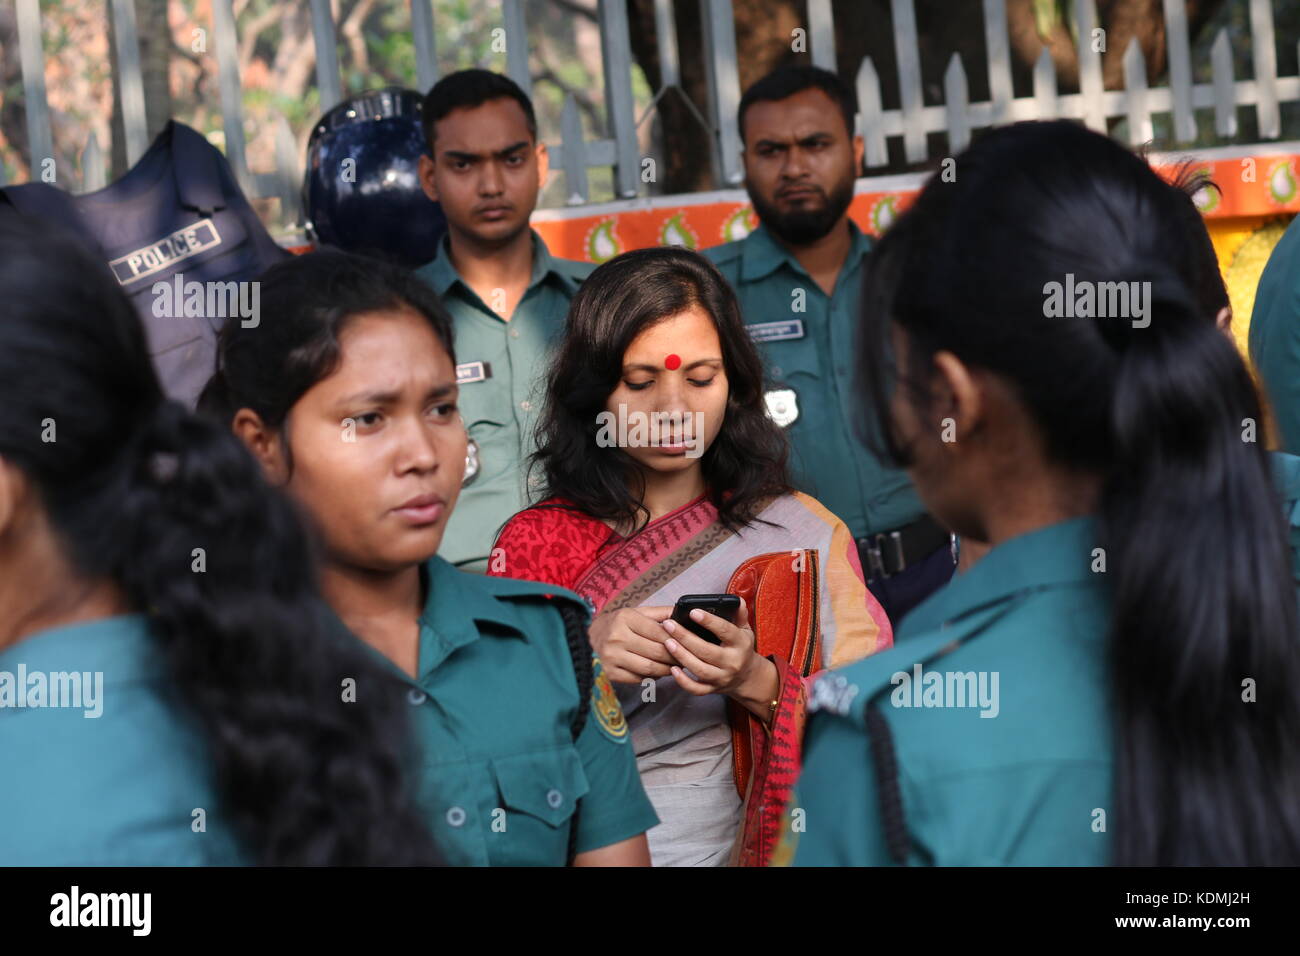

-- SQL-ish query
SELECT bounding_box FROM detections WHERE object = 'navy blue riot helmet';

[303,87,447,268]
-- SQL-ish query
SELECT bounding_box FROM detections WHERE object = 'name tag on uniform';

[109,219,224,285]
[747,319,805,343]
[456,361,492,384]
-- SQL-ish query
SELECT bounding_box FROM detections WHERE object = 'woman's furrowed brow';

[333,381,456,407]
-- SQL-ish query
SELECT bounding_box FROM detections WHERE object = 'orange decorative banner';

[532,186,915,263]
[533,150,1300,265]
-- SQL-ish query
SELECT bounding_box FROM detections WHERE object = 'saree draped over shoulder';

[491,490,892,866]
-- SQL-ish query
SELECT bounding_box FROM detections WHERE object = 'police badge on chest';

[764,388,799,428]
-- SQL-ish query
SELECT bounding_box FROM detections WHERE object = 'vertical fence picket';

[272,110,301,225]
[1249,0,1280,139]
[1122,36,1152,146]
[309,0,344,111]
[560,94,589,204]
[1211,28,1238,138]
[1033,45,1057,120]
[808,0,835,72]
[982,0,1012,125]
[502,0,532,98]
[212,0,250,189]
[1162,0,1196,143]
[81,131,106,191]
[891,0,926,163]
[700,0,743,185]
[599,0,640,199]
[110,0,149,165]
[653,0,680,88]
[15,0,54,178]
[856,57,888,168]
[411,0,439,94]
[1075,0,1106,132]
[944,53,970,154]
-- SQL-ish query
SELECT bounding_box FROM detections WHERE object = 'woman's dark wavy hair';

[198,247,455,455]
[531,246,790,532]
[858,120,1300,865]
[0,217,438,865]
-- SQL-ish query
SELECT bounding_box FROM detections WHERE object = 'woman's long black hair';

[531,246,790,532]
[0,217,439,865]
[858,120,1300,865]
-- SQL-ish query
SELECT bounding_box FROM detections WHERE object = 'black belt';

[856,514,952,579]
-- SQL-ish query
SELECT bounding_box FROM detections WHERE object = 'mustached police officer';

[705,66,954,626]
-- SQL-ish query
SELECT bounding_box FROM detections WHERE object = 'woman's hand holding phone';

[661,598,780,721]
[587,606,676,683]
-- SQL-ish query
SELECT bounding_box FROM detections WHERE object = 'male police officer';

[415,70,592,572]
[705,65,953,624]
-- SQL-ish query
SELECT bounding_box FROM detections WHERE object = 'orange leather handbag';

[724,548,821,800]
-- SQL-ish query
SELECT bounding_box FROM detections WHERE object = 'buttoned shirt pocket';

[456,374,516,493]
[756,329,824,389]
[491,746,591,865]
[457,375,513,431]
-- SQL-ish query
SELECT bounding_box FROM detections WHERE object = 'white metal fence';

[6,0,1300,220]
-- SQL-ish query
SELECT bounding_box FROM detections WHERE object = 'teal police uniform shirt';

[0,614,246,865]
[705,221,922,538]
[349,555,658,865]
[415,231,593,571]
[1250,214,1300,454]
[1269,450,1300,597]
[782,516,1112,866]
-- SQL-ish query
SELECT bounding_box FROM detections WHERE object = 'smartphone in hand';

[670,593,741,646]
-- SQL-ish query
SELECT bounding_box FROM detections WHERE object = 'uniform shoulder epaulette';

[702,238,745,267]
[556,256,597,283]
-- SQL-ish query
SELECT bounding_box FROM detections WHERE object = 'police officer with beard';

[705,66,953,626]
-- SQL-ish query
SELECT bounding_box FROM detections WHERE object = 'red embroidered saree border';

[575,494,731,611]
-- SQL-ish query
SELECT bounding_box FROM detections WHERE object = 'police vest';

[0,120,289,406]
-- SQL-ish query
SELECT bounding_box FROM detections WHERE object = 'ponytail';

[1101,285,1300,865]
[108,401,439,864]
[857,120,1300,865]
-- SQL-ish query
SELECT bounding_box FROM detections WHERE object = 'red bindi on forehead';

[664,353,682,370]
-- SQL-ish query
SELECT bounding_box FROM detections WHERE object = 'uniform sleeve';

[784,707,894,866]
[571,654,658,853]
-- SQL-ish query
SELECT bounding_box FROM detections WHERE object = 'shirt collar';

[416,556,528,677]
[421,228,578,300]
[739,219,872,283]
[900,515,1103,639]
